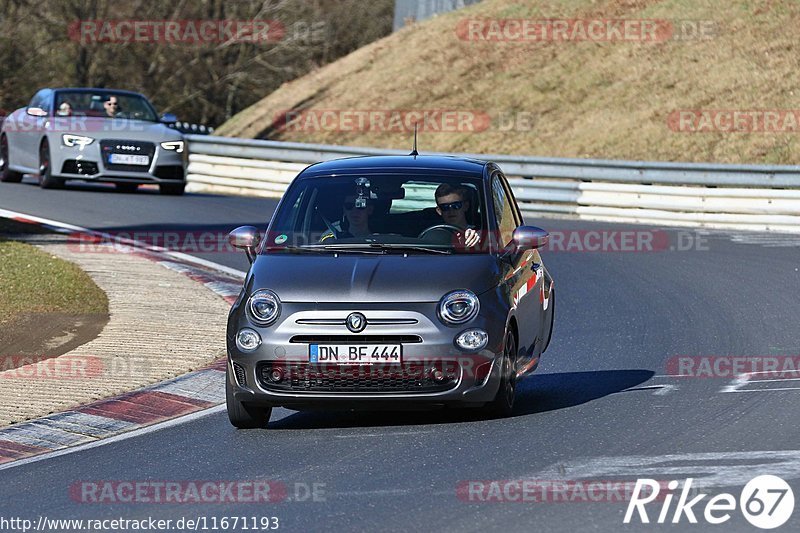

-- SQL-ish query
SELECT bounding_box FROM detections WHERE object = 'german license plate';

[109,153,150,165]
[309,344,401,365]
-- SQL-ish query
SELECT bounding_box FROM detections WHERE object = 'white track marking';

[0,207,247,279]
[0,405,225,472]
[721,371,800,393]
[534,451,800,489]
[0,208,247,468]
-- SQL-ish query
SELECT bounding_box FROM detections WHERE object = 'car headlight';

[455,329,489,351]
[438,290,479,325]
[62,134,94,148]
[236,328,261,352]
[160,140,184,153]
[247,289,281,326]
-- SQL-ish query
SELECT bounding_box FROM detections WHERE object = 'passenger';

[56,102,72,116]
[434,183,480,247]
[320,194,375,241]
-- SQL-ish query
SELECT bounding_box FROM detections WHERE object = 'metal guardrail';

[185,134,800,232]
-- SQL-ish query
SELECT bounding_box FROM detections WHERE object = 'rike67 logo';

[624,475,794,529]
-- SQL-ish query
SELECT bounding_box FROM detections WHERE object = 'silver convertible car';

[0,88,186,194]
[225,155,556,428]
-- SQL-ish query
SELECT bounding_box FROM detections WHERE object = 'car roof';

[299,155,489,178]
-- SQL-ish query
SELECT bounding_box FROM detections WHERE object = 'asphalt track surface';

[1,178,799,532]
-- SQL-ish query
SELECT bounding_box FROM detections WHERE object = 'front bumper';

[51,139,185,184]
[227,303,506,409]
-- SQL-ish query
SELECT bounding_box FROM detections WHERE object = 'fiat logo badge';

[346,312,367,333]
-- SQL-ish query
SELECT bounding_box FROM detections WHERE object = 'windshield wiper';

[310,243,452,255]
[263,245,381,254]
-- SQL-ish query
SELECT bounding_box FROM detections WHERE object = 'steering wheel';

[318,211,339,239]
[418,224,462,239]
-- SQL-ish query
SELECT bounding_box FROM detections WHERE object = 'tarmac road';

[1,178,799,532]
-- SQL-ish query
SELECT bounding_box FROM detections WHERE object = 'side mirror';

[228,226,261,263]
[26,107,47,117]
[512,226,549,251]
[160,113,178,124]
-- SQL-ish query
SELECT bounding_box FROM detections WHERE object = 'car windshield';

[264,174,489,254]
[54,91,159,122]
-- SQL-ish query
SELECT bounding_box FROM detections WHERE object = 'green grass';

[217,0,800,164]
[0,221,108,326]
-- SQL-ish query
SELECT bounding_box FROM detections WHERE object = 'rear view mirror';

[26,107,47,117]
[228,226,261,263]
[512,226,549,251]
[161,113,178,124]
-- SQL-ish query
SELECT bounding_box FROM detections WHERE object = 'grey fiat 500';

[225,155,555,428]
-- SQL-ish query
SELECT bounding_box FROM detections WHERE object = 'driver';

[103,96,122,118]
[319,194,375,242]
[434,184,480,248]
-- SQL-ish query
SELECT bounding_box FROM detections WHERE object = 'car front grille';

[100,140,155,172]
[258,362,459,394]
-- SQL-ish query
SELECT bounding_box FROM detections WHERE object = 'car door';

[492,172,542,368]
[15,90,51,170]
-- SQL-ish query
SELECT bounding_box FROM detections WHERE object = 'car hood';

[247,254,501,303]
[45,117,179,141]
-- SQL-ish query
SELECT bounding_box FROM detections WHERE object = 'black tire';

[159,183,185,196]
[38,139,63,189]
[0,135,23,183]
[226,367,271,429]
[115,183,138,193]
[484,331,517,418]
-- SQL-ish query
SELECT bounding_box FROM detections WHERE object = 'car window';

[491,174,518,246]
[54,91,159,121]
[265,174,487,254]
[390,182,438,214]
[28,90,49,111]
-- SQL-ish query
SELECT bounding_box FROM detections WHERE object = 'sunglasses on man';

[437,201,464,212]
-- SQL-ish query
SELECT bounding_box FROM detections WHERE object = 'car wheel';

[38,139,63,189]
[159,183,185,196]
[484,331,517,418]
[115,183,138,193]
[0,135,23,183]
[226,367,271,429]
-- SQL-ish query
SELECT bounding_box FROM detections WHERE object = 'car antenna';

[410,122,418,158]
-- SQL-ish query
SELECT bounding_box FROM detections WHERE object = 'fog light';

[269,367,284,383]
[236,328,261,352]
[455,329,489,351]
[432,368,445,382]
